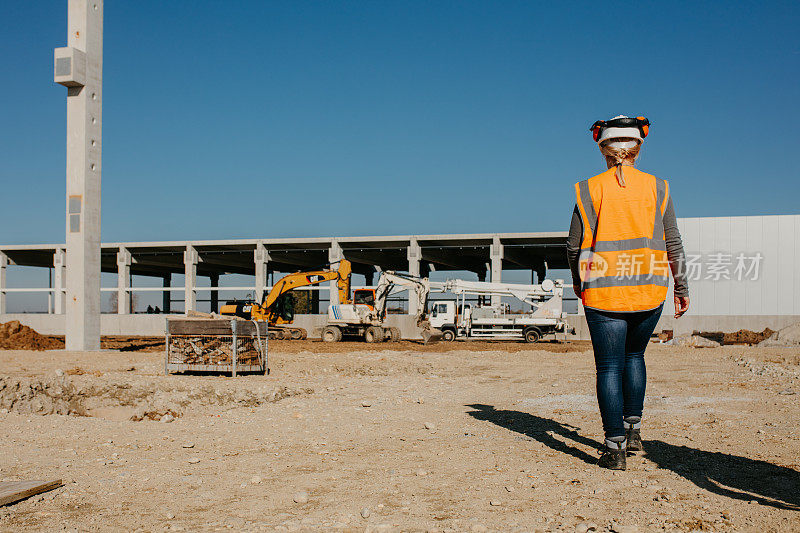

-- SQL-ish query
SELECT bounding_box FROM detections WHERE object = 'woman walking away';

[566,115,690,470]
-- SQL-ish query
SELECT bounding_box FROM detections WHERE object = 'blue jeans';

[584,304,664,439]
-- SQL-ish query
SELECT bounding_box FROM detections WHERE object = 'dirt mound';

[759,322,800,347]
[0,321,63,351]
[724,328,775,344]
[0,375,85,415]
[696,328,775,345]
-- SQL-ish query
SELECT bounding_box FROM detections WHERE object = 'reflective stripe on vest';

[574,167,670,312]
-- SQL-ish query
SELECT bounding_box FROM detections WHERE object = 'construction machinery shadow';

[465,404,800,511]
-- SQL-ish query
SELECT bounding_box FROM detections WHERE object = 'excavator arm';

[263,259,351,310]
[374,271,431,322]
[220,260,352,324]
[374,270,441,344]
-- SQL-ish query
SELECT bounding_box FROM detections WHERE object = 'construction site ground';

[0,339,798,532]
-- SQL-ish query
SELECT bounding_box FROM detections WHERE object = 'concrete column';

[54,249,66,315]
[490,237,504,306]
[184,245,198,312]
[210,273,219,313]
[116,247,131,314]
[162,273,171,314]
[55,0,103,350]
[407,239,421,315]
[329,240,344,305]
[0,252,7,315]
[254,242,269,303]
[364,270,374,286]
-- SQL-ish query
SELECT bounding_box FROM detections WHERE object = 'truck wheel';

[524,327,542,343]
[364,326,384,343]
[441,328,456,341]
[290,328,304,340]
[322,326,342,343]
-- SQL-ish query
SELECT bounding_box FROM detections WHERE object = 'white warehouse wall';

[676,214,800,316]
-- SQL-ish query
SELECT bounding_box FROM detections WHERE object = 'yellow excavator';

[220,260,352,340]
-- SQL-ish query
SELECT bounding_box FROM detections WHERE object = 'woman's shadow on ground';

[465,404,800,511]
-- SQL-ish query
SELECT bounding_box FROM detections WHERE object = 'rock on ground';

[759,322,800,346]
[668,334,721,348]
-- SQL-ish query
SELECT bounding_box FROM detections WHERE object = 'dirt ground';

[0,340,798,532]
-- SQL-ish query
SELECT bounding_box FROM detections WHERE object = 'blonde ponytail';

[600,142,641,187]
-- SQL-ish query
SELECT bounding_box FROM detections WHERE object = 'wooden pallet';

[0,479,63,506]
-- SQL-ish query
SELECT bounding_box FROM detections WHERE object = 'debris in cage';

[168,336,261,366]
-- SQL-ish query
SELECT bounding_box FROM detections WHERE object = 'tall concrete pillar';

[364,270,374,286]
[0,252,7,315]
[184,245,198,312]
[490,237,504,306]
[329,241,344,305]
[254,242,269,303]
[54,0,103,350]
[209,273,219,313]
[54,249,67,315]
[407,239,421,315]
[116,247,131,314]
[162,273,171,313]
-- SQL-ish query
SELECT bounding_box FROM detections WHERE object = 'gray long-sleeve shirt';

[566,197,690,297]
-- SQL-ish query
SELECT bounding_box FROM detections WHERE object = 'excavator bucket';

[418,321,442,345]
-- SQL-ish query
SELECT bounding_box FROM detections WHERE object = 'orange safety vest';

[574,166,670,312]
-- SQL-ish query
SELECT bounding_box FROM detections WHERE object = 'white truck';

[428,279,574,342]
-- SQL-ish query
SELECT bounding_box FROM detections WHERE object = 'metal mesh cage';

[165,319,268,376]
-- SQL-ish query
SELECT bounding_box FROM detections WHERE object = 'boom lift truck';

[322,271,441,343]
[429,279,573,342]
[220,260,352,340]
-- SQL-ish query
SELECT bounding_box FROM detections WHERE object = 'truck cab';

[429,301,463,341]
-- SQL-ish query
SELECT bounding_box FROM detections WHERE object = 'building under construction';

[1,213,798,339]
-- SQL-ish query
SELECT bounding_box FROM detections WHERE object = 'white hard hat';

[590,115,650,145]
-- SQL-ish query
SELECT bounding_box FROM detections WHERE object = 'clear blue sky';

[2,0,799,247]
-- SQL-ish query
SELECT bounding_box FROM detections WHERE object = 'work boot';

[598,438,626,470]
[626,428,643,452]
[624,416,643,452]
